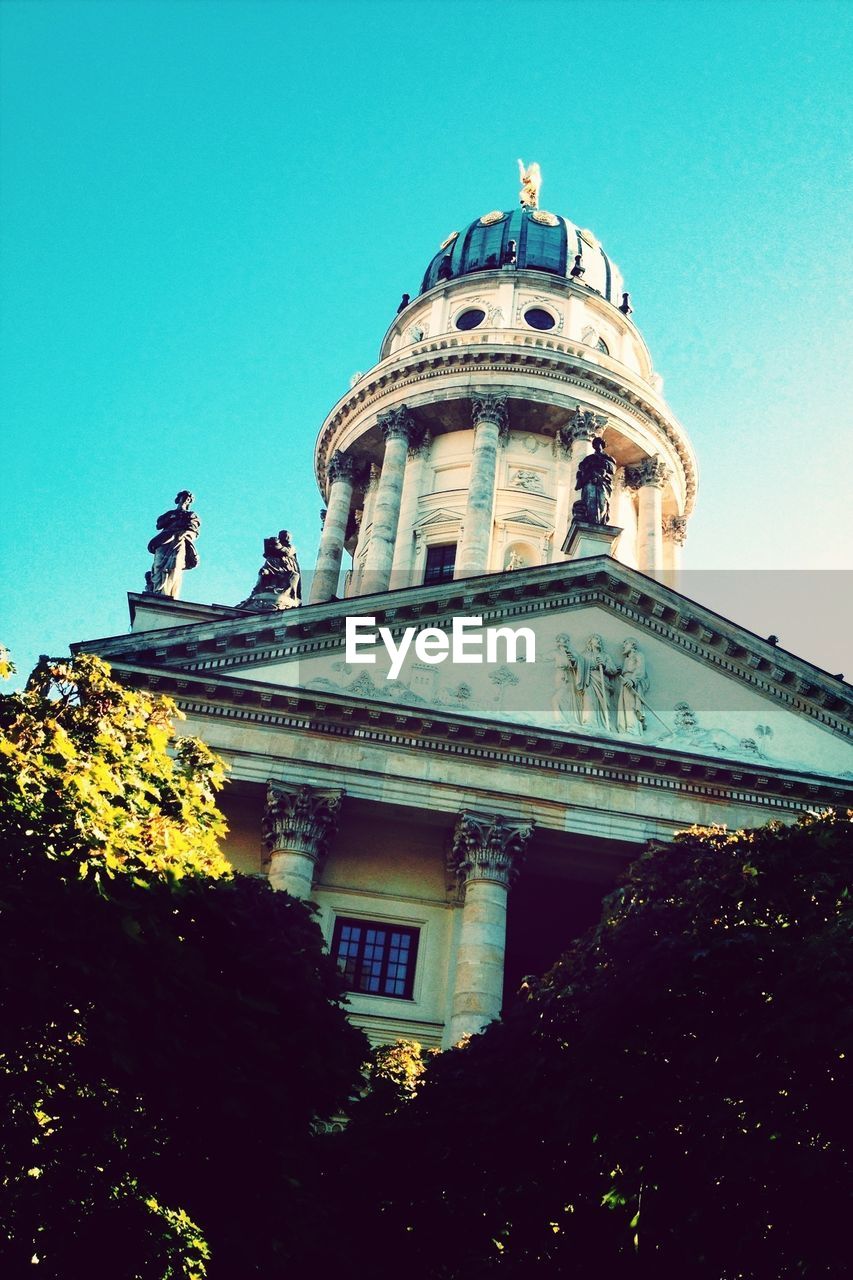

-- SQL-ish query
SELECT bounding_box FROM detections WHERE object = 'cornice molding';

[313,343,698,513]
[86,570,853,743]
[106,662,852,811]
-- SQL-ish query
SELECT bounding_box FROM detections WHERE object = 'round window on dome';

[524,307,556,331]
[455,308,486,331]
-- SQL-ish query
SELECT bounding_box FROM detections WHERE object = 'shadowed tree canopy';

[327,811,852,1280]
[0,655,367,1279]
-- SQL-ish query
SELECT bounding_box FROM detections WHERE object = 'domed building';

[309,199,694,604]
[76,171,852,1051]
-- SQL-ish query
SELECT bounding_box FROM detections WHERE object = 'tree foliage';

[331,811,853,1280]
[1,653,229,885]
[0,656,367,1279]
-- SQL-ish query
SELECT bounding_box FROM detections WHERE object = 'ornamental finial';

[518,159,541,209]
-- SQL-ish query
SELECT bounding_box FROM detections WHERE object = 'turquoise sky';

[2,0,851,682]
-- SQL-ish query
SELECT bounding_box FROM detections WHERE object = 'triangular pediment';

[414,508,462,529]
[76,561,852,784]
[501,509,553,530]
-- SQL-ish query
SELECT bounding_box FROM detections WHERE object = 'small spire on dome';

[517,159,541,209]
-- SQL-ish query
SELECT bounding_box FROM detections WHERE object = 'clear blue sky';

[2,0,851,684]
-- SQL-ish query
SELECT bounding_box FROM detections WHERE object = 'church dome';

[420,208,624,305]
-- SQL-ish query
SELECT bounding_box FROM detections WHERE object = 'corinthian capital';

[625,455,670,490]
[448,812,534,890]
[262,783,343,861]
[472,394,509,436]
[378,405,417,444]
[663,515,688,546]
[327,451,357,484]
[408,427,432,459]
[554,406,608,456]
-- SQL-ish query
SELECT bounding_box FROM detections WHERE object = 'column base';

[562,520,622,561]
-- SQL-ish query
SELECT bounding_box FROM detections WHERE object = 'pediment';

[78,563,852,784]
[414,507,462,529]
[501,509,553,530]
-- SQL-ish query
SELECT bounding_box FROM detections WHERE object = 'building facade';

[76,182,853,1050]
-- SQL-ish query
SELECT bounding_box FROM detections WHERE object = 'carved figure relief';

[295,627,784,767]
[576,633,619,730]
[552,634,582,726]
[510,469,544,493]
[667,702,767,758]
[490,664,520,712]
[616,637,649,736]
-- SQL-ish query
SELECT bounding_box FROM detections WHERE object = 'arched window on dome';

[597,337,610,356]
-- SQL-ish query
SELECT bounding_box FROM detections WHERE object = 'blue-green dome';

[420,208,623,304]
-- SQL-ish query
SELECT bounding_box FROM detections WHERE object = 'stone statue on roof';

[145,490,200,599]
[238,530,301,611]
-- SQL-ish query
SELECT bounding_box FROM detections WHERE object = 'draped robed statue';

[576,633,619,731]
[552,633,582,726]
[573,436,616,526]
[145,491,200,600]
[617,637,649,736]
[238,530,301,611]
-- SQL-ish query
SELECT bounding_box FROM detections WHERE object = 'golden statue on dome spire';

[518,159,541,209]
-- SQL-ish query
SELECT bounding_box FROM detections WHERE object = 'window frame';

[423,541,457,585]
[523,305,557,331]
[331,915,420,1001]
[454,306,487,331]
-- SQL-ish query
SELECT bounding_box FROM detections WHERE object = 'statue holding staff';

[617,637,649,736]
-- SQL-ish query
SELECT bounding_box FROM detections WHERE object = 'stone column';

[454,395,508,578]
[551,437,574,564]
[627,456,669,575]
[662,514,688,580]
[262,783,343,899]
[350,464,380,595]
[553,407,605,561]
[391,430,432,583]
[447,812,534,1043]
[362,407,417,594]
[568,407,606,497]
[309,452,356,604]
